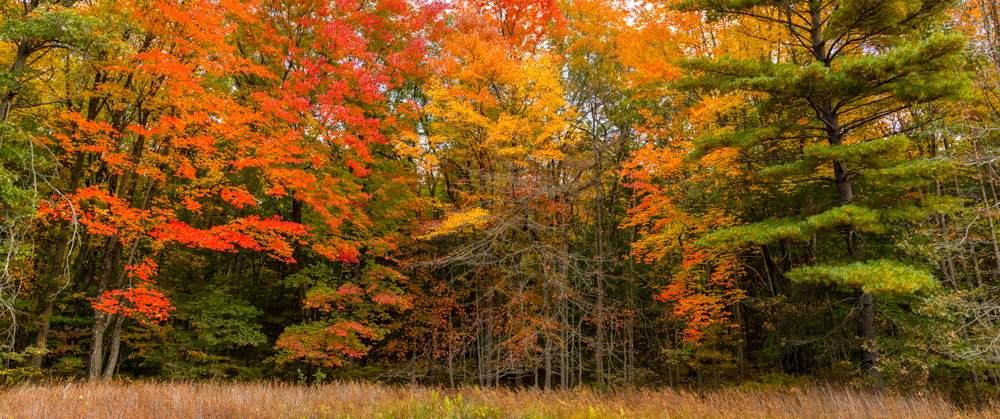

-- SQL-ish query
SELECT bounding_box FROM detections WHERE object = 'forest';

[1,0,999,402]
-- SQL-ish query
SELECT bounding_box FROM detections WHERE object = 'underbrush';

[0,381,994,418]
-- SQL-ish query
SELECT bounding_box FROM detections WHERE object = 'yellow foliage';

[420,207,494,239]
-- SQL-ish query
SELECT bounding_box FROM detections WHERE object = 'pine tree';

[670,0,968,381]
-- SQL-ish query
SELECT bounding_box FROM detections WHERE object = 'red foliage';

[459,0,565,50]
[91,259,175,325]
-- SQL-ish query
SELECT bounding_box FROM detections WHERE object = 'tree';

[31,0,437,380]
[0,0,106,366]
[414,7,587,387]
[669,0,967,381]
[240,0,445,373]
[32,0,295,381]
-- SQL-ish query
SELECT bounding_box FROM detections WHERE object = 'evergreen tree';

[670,0,968,381]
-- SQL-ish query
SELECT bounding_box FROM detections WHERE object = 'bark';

[976,164,1000,280]
[594,185,605,385]
[28,283,57,370]
[735,293,745,385]
[855,287,882,384]
[577,315,583,385]
[100,314,126,380]
[560,228,571,389]
[759,245,778,297]
[712,343,719,391]
[87,237,120,381]
[592,128,606,385]
[0,37,38,122]
[543,278,552,389]
[29,236,67,370]
[70,245,96,318]
[809,0,881,382]
[30,151,87,370]
[448,312,455,391]
[697,364,704,397]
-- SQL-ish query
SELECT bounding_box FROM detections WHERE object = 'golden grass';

[0,381,995,419]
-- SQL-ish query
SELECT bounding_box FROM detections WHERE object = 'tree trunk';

[855,287,881,384]
[101,314,126,380]
[30,151,87,370]
[448,312,455,391]
[87,237,120,381]
[0,36,38,121]
[594,197,605,386]
[697,364,704,397]
[976,164,1000,280]
[712,343,719,391]
[29,280,57,370]
[29,236,67,370]
[814,2,881,376]
[592,130,606,386]
[735,294,745,385]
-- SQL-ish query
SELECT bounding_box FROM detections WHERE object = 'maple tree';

[6,0,441,381]
[1,0,1000,398]
[612,0,752,387]
[35,0,292,381]
[229,0,446,374]
[415,6,585,387]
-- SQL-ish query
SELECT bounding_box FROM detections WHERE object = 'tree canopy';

[1,0,999,400]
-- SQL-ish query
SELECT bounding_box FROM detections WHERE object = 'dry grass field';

[0,381,996,419]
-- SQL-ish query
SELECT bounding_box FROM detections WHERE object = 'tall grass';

[0,381,994,418]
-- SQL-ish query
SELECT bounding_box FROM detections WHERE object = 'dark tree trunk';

[30,151,87,370]
[855,287,881,383]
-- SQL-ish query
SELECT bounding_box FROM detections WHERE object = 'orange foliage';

[458,0,565,51]
[91,259,174,325]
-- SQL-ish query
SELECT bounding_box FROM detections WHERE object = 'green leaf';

[787,259,937,294]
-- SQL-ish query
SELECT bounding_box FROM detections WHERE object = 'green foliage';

[381,391,504,419]
[698,205,887,248]
[0,122,42,217]
[740,371,818,391]
[188,295,266,348]
[787,259,937,294]
[676,0,968,297]
[0,0,994,398]
[0,4,100,47]
[274,260,410,368]
[0,347,47,383]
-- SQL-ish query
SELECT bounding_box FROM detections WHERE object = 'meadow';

[0,381,996,419]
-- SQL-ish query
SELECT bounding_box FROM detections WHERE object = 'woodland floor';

[0,381,997,418]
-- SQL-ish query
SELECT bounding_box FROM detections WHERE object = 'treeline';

[1,0,999,398]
